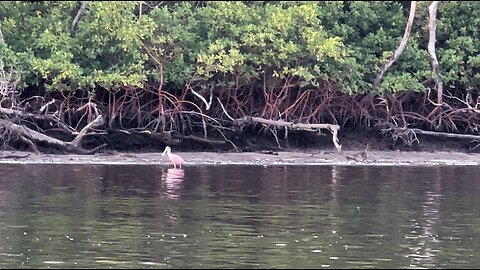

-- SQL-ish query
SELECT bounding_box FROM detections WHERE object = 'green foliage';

[0,1,152,91]
[191,1,351,92]
[435,1,480,90]
[0,1,478,94]
[144,2,202,86]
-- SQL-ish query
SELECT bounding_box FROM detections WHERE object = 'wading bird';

[162,146,185,169]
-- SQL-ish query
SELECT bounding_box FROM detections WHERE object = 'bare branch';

[0,24,4,44]
[235,116,340,132]
[0,116,106,154]
[190,84,213,111]
[139,1,143,17]
[0,106,76,133]
[373,1,417,90]
[216,97,235,121]
[70,114,104,147]
[39,99,56,114]
[71,1,90,33]
[175,134,226,145]
[234,116,342,152]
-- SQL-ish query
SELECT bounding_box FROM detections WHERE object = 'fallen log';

[234,116,342,152]
[108,129,183,145]
[233,116,374,161]
[176,134,226,145]
[0,153,30,159]
[0,115,106,154]
[411,128,480,140]
[0,107,76,134]
[380,122,480,146]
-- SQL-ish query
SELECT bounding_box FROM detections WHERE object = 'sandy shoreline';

[0,150,479,166]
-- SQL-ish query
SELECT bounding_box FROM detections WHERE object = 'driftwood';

[373,1,417,90]
[0,153,30,159]
[427,1,443,106]
[0,107,76,134]
[411,128,480,140]
[0,59,107,155]
[70,114,103,147]
[344,143,369,162]
[109,127,227,147]
[234,116,340,132]
[0,114,106,154]
[232,116,376,162]
[234,116,343,152]
[380,122,480,145]
[109,129,182,145]
[176,134,226,145]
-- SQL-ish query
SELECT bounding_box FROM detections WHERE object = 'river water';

[0,164,479,268]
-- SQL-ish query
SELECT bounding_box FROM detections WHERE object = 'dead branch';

[0,107,76,133]
[109,128,183,145]
[380,119,480,144]
[19,134,40,154]
[175,134,226,145]
[410,128,480,140]
[190,84,213,111]
[70,114,104,147]
[0,23,4,44]
[0,118,67,145]
[373,1,417,90]
[234,116,342,152]
[39,98,56,114]
[0,153,30,159]
[343,143,369,162]
[0,116,106,154]
[217,97,235,121]
[71,1,90,33]
[235,116,340,132]
[427,1,443,106]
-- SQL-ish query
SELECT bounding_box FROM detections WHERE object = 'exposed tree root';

[1,58,479,156]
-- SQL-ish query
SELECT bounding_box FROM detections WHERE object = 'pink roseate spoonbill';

[162,146,185,169]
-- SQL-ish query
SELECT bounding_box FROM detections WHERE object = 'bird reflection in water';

[161,168,185,199]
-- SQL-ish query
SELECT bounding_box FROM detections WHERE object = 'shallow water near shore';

[0,163,479,268]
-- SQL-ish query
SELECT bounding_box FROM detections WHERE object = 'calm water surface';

[0,164,479,268]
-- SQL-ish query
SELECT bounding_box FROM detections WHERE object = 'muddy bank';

[2,128,479,166]
[0,149,478,166]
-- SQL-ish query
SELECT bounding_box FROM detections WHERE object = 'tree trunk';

[427,1,443,106]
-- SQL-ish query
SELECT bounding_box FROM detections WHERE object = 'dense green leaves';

[0,1,478,94]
